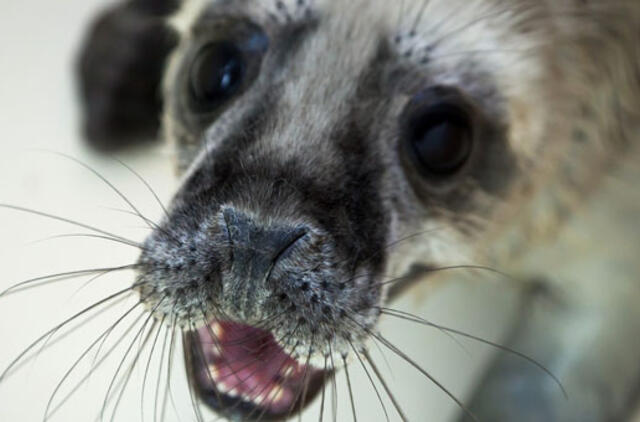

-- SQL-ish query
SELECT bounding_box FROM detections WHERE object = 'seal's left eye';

[190,41,246,109]
[408,104,473,175]
[402,86,476,179]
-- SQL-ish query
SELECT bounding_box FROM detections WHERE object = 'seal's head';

[129,0,639,419]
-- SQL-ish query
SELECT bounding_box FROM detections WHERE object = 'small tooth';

[208,364,219,379]
[271,387,285,403]
[217,382,230,393]
[281,366,294,377]
[211,346,221,357]
[254,391,268,404]
[227,388,238,397]
[211,322,223,338]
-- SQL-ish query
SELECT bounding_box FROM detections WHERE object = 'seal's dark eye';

[408,105,472,175]
[185,21,268,116]
[403,87,474,177]
[190,41,246,109]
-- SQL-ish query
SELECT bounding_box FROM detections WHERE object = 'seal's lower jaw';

[186,320,327,421]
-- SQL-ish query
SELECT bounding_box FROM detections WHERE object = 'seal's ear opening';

[76,0,179,151]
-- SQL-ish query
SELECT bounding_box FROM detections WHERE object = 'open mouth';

[186,320,328,421]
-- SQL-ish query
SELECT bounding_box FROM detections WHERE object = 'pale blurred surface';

[0,1,636,422]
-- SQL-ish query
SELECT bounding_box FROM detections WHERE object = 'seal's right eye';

[186,21,269,114]
[190,41,246,109]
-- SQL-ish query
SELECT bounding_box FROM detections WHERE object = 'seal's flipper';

[77,0,179,150]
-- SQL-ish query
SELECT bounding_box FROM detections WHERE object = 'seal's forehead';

[167,0,423,41]
[169,0,323,35]
[167,0,530,62]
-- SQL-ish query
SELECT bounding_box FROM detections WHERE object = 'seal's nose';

[221,207,308,298]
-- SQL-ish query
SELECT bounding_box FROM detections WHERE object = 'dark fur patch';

[77,0,179,150]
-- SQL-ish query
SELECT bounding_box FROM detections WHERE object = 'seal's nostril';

[220,207,309,285]
[271,227,308,265]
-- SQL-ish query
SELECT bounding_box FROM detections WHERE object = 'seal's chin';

[186,320,327,421]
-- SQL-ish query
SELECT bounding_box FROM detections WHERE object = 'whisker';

[38,269,136,361]
[348,341,390,422]
[377,264,516,289]
[10,294,130,378]
[257,382,287,422]
[162,317,181,422]
[318,355,327,422]
[104,300,167,422]
[340,308,479,421]
[359,326,478,422]
[45,305,149,419]
[363,329,395,376]
[0,203,141,248]
[251,342,302,422]
[28,233,143,250]
[181,331,206,422]
[342,355,358,422]
[333,228,445,270]
[96,310,154,422]
[107,320,158,422]
[0,264,138,298]
[91,291,145,370]
[196,308,299,411]
[103,206,181,246]
[46,152,160,234]
[102,206,159,230]
[285,347,313,421]
[229,327,303,419]
[43,300,147,421]
[328,344,338,422]
[111,157,170,220]
[380,308,568,399]
[197,309,228,406]
[0,283,144,383]
[411,0,432,32]
[334,263,515,305]
[194,316,271,407]
[154,322,171,422]
[379,304,472,358]
[74,271,140,305]
[362,350,408,422]
[297,342,316,422]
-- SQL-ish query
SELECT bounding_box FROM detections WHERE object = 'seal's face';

[135,0,597,419]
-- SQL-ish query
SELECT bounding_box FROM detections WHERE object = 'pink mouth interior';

[197,320,322,415]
